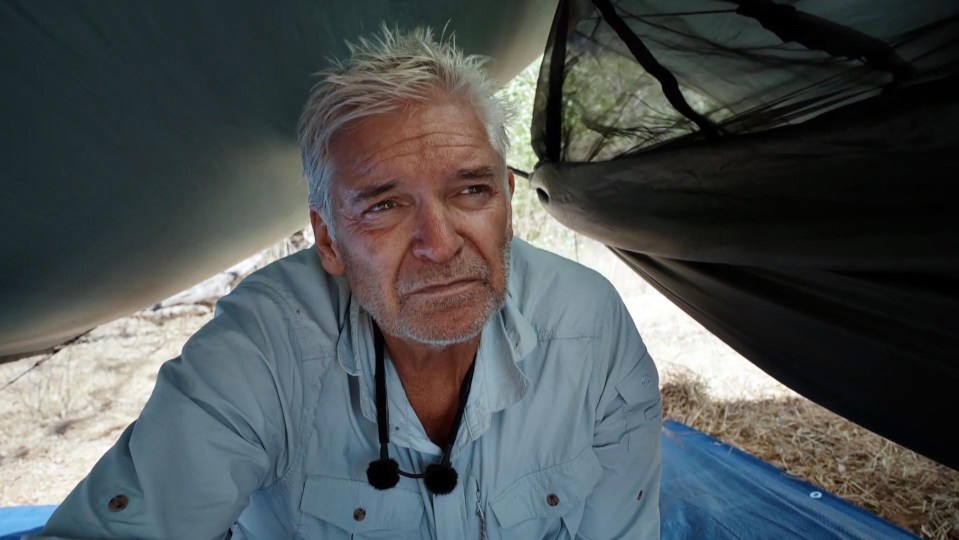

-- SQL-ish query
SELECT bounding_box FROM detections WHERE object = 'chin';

[397,303,495,347]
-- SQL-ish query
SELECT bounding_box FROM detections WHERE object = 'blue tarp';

[659,421,917,539]
[0,422,916,539]
[0,506,53,540]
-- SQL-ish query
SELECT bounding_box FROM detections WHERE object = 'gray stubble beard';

[342,239,512,348]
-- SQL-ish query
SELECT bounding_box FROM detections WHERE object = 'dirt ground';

[0,309,212,506]
[1,236,955,538]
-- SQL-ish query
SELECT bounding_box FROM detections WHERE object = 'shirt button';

[353,508,367,521]
[546,494,560,507]
[107,495,129,512]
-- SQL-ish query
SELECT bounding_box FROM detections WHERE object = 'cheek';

[348,237,407,284]
[463,206,511,255]
[488,200,512,238]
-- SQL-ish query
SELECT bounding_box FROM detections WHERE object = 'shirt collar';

[334,289,538,453]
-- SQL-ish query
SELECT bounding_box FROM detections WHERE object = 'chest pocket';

[488,447,603,538]
[299,476,424,538]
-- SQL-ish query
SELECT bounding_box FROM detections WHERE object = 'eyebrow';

[349,180,398,204]
[457,166,497,179]
[346,166,497,204]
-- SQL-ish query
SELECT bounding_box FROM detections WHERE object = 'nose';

[411,202,463,263]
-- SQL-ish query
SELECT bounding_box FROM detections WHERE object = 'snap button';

[107,495,128,512]
[353,507,366,521]
[546,493,560,507]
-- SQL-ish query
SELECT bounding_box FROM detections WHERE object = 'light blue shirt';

[31,238,661,540]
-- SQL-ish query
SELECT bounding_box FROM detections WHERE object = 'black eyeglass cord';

[366,324,475,495]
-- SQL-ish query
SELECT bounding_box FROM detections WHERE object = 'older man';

[33,27,661,539]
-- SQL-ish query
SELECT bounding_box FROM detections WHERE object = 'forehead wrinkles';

[331,97,494,175]
[354,130,488,176]
[353,115,492,169]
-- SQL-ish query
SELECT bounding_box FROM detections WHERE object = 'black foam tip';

[423,463,458,495]
[367,458,400,490]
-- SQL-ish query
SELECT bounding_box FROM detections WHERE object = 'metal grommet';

[353,507,367,521]
[546,494,560,507]
[809,491,823,499]
[107,495,129,512]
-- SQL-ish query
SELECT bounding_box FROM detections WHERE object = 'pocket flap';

[489,447,602,529]
[615,353,659,407]
[300,476,423,534]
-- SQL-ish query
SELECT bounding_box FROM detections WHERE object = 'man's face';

[312,95,514,346]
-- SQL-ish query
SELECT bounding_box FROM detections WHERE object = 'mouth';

[406,278,482,296]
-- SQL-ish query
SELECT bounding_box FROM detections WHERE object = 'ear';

[310,207,346,276]
[504,169,515,240]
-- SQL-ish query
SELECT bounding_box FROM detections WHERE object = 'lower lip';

[409,280,481,297]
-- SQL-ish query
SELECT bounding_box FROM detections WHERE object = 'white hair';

[297,25,513,239]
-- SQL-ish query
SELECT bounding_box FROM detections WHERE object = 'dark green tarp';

[0,0,555,360]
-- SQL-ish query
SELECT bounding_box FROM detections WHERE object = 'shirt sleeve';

[578,288,662,540]
[26,282,302,540]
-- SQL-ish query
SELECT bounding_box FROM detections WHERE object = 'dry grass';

[661,367,959,540]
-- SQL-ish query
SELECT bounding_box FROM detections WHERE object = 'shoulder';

[506,239,653,412]
[237,246,347,320]
[167,247,347,455]
[191,246,349,363]
[507,238,621,339]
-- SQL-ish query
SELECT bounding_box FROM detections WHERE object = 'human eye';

[366,199,398,213]
[460,184,492,196]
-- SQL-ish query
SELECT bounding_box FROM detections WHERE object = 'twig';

[1,331,90,391]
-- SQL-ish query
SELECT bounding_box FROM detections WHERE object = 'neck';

[381,332,480,383]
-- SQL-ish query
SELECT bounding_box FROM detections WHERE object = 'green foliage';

[498,57,581,261]
[495,41,729,261]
